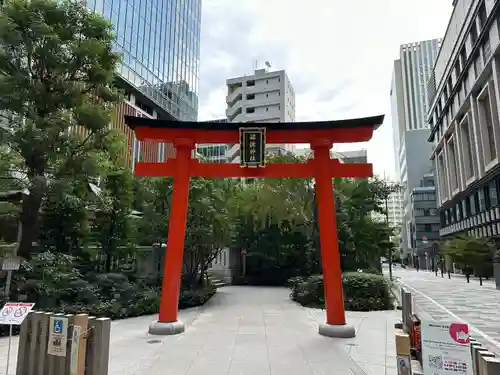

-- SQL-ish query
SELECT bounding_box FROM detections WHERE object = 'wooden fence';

[16,311,111,375]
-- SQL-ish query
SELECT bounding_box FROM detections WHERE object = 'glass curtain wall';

[86,0,201,121]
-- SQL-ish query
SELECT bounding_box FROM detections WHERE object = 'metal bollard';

[472,344,494,375]
[402,290,412,332]
[477,351,496,375]
[471,343,483,375]
[480,355,500,375]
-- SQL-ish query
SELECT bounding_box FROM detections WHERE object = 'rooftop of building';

[226,67,287,85]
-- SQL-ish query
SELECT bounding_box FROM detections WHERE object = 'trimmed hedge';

[289,272,393,311]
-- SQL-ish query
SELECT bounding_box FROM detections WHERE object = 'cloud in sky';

[198,0,453,179]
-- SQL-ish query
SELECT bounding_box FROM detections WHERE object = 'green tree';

[183,178,235,285]
[334,177,402,272]
[0,0,122,258]
[38,178,90,256]
[442,235,495,280]
[134,177,172,246]
[230,155,320,284]
[93,169,136,273]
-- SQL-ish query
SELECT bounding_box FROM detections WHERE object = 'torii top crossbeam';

[124,115,384,179]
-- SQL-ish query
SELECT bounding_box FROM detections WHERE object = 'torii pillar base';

[318,323,355,338]
[149,320,185,336]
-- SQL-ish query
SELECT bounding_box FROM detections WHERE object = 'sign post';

[239,127,266,168]
[421,320,473,374]
[1,256,23,375]
[395,331,412,375]
[0,301,35,375]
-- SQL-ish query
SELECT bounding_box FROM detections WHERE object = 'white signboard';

[70,325,81,375]
[1,256,21,271]
[421,320,473,375]
[0,302,35,325]
[47,316,68,357]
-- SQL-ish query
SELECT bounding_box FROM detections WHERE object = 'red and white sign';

[0,302,35,325]
[421,320,473,375]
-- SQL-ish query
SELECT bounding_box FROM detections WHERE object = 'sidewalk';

[392,268,500,355]
[1,286,400,375]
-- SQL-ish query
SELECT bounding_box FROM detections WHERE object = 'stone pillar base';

[149,320,185,335]
[318,323,355,338]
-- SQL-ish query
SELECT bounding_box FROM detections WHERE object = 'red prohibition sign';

[14,307,27,317]
[1,307,13,316]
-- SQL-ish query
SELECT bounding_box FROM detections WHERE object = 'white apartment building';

[427,0,500,239]
[225,68,296,163]
[372,189,404,229]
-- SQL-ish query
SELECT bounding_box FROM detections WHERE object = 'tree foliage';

[0,0,122,258]
[224,155,399,283]
[442,235,495,276]
[92,169,136,272]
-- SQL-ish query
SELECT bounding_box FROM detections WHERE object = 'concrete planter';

[494,263,500,290]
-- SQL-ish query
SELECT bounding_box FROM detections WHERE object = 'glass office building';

[196,144,229,163]
[86,0,201,121]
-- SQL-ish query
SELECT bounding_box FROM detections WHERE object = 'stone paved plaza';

[1,286,400,375]
[392,267,500,354]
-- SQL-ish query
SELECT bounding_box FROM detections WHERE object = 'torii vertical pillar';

[149,138,194,335]
[312,140,355,338]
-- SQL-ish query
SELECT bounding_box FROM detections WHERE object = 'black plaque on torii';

[239,127,266,168]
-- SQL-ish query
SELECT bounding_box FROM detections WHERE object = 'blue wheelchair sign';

[52,318,63,334]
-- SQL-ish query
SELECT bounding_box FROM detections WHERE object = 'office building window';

[478,3,487,29]
[470,194,477,215]
[461,116,475,179]
[438,153,448,200]
[470,21,478,45]
[478,86,497,162]
[448,137,459,191]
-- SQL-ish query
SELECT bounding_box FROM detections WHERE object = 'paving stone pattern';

[393,268,500,354]
[0,286,400,375]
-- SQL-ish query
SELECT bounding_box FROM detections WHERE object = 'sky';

[197,0,454,180]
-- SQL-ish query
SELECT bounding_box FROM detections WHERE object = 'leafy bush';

[342,272,393,311]
[289,272,393,311]
[179,283,216,309]
[289,274,325,307]
[0,251,217,336]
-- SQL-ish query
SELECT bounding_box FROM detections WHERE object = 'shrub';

[0,251,217,335]
[179,283,217,309]
[289,274,324,307]
[289,272,393,311]
[342,272,393,311]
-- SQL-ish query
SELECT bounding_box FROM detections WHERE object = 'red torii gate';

[125,114,384,338]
